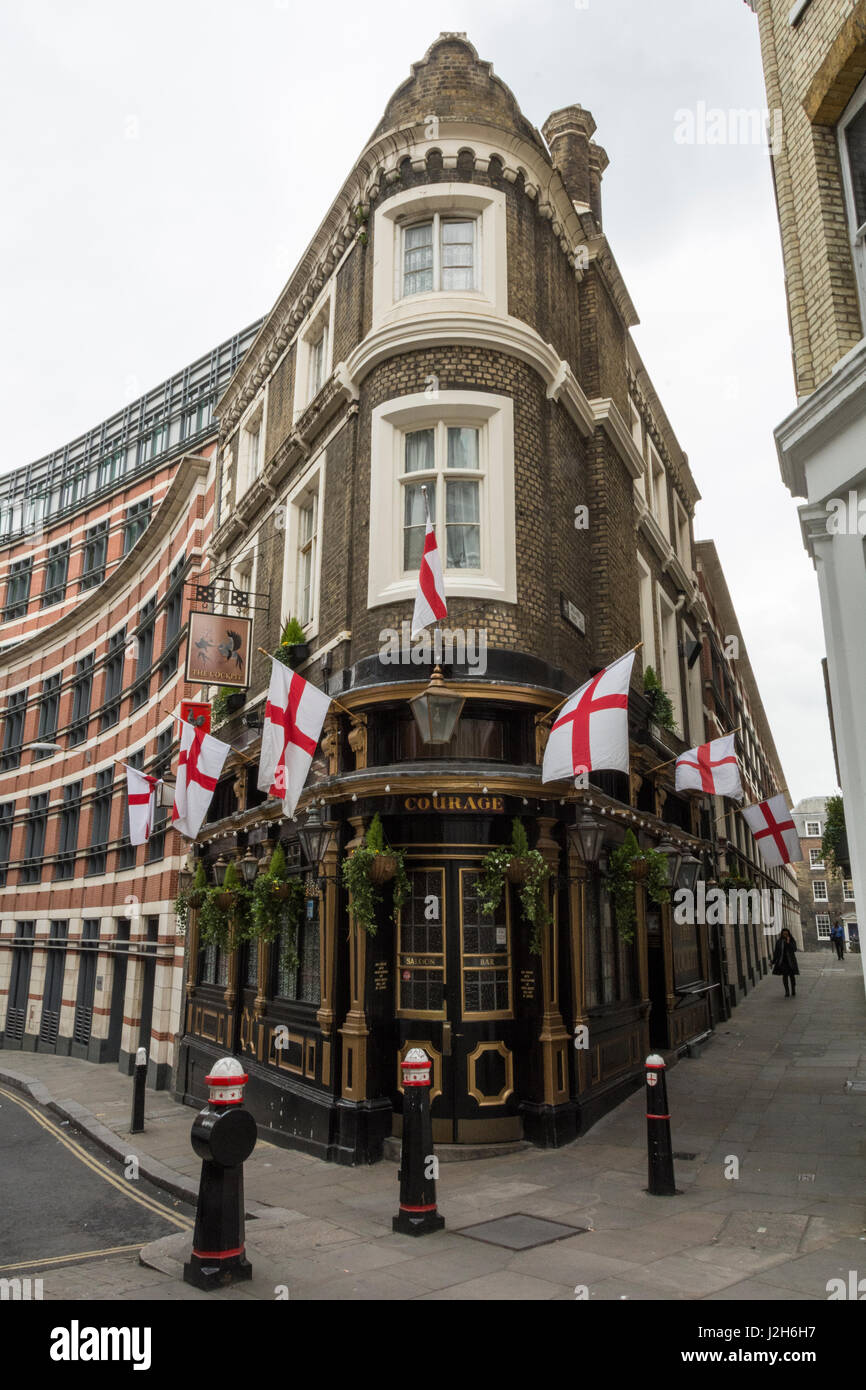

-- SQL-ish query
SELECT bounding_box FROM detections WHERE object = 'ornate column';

[567,839,590,1095]
[185,902,201,1033]
[632,866,651,1057]
[316,819,340,1088]
[536,817,570,1111]
[253,936,268,1021]
[339,816,369,1101]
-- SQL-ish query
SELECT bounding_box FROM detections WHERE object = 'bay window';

[402,425,481,571]
[369,391,515,609]
[402,216,477,296]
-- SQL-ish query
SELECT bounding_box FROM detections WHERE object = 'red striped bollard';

[183,1056,257,1290]
[393,1048,445,1236]
[645,1053,677,1196]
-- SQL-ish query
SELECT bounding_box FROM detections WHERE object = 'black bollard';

[645,1053,677,1196]
[393,1048,445,1236]
[130,1046,147,1134]
[183,1057,258,1291]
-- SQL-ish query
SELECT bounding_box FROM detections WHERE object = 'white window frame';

[805,820,821,836]
[815,913,831,939]
[682,619,703,747]
[401,214,479,298]
[673,493,691,569]
[280,452,326,642]
[372,184,508,329]
[368,391,516,609]
[813,879,828,902]
[844,879,856,901]
[630,402,646,503]
[293,281,335,421]
[655,584,683,734]
[838,72,866,323]
[237,394,266,500]
[809,848,825,869]
[648,441,670,540]
[227,543,258,653]
[637,553,656,671]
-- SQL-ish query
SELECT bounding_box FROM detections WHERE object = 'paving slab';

[2,951,865,1301]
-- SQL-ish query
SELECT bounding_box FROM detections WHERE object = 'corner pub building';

[178,34,795,1163]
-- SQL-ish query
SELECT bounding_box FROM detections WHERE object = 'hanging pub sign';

[185,611,252,689]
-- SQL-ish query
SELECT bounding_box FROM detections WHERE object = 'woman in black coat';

[772,928,799,997]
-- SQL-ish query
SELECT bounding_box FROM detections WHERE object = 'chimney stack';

[542,105,606,227]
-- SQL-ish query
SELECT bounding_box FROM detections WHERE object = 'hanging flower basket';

[368,853,398,885]
[216,890,236,911]
[271,881,292,901]
[506,857,532,885]
[340,815,410,936]
[630,859,650,881]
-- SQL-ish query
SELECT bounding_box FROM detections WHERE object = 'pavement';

[2,950,865,1301]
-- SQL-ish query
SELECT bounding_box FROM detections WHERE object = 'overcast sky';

[0,0,835,803]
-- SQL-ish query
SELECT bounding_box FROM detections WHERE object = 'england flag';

[411,484,447,639]
[125,766,161,845]
[741,793,803,868]
[257,659,331,819]
[675,734,742,800]
[172,721,231,840]
[542,650,635,783]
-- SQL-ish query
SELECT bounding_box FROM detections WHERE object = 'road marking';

[0,1243,146,1272]
[0,1087,192,1231]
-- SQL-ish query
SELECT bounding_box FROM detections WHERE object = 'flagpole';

[535,641,644,727]
[256,647,354,718]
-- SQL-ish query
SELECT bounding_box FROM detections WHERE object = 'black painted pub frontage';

[175,654,743,1165]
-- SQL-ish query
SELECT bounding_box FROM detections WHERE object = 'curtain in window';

[445,480,480,568]
[440,220,474,290]
[403,223,434,295]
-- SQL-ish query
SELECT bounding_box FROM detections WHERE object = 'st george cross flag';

[257,660,332,818]
[675,734,742,800]
[741,793,803,868]
[125,766,161,845]
[411,485,447,639]
[172,720,231,840]
[542,650,635,783]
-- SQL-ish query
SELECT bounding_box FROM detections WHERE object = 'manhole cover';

[456,1213,587,1250]
[673,1151,698,1160]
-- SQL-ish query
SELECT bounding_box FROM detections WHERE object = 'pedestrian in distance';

[772,928,799,997]
[830,919,846,961]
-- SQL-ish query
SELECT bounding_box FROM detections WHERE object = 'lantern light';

[212,854,228,887]
[239,848,259,885]
[572,811,606,866]
[409,665,465,745]
[656,838,682,889]
[297,803,333,874]
[677,851,701,894]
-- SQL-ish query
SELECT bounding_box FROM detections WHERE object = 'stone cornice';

[217,121,641,433]
[1,453,210,674]
[636,504,674,565]
[590,397,644,479]
[341,309,596,436]
[775,336,866,499]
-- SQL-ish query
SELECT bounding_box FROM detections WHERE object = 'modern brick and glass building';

[0,324,260,1086]
[744,0,866,994]
[177,35,799,1163]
